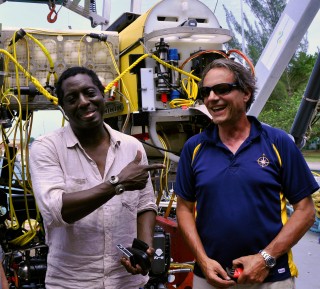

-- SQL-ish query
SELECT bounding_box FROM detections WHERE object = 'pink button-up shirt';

[29,124,157,289]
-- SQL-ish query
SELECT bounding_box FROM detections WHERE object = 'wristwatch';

[109,175,125,195]
[260,250,276,268]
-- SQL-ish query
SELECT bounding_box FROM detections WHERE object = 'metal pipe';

[290,54,320,148]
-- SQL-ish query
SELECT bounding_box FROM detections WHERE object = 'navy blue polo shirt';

[175,116,319,282]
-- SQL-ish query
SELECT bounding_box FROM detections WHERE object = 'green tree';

[223,0,316,143]
[223,0,308,64]
[223,0,286,64]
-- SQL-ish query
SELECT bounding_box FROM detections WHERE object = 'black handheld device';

[117,239,151,271]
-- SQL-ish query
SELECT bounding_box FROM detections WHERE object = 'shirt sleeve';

[29,137,69,228]
[276,131,319,204]
[137,142,157,214]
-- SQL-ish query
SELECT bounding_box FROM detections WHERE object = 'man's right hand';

[200,257,236,288]
[117,150,165,191]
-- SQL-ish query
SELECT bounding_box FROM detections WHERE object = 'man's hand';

[120,247,155,276]
[232,253,269,284]
[199,257,236,288]
[118,151,165,191]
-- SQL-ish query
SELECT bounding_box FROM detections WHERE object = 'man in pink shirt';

[29,66,164,289]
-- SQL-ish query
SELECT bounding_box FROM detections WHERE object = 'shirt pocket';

[65,176,88,193]
[121,190,139,213]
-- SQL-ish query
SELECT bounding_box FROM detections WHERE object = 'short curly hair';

[55,66,105,106]
[199,58,257,111]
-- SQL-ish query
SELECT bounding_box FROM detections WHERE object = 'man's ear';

[243,91,251,103]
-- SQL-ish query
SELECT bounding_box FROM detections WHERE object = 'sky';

[0,0,319,53]
[0,0,319,137]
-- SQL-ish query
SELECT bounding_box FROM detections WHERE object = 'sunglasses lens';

[200,87,211,98]
[200,83,237,99]
[214,83,232,95]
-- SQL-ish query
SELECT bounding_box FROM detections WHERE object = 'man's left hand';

[121,247,155,276]
[232,253,269,284]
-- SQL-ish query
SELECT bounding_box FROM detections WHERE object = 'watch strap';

[260,250,276,268]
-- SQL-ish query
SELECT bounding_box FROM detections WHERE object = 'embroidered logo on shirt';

[278,268,286,274]
[257,154,270,167]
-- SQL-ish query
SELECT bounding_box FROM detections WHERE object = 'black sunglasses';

[199,83,239,99]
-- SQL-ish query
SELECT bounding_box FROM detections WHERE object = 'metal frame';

[248,0,320,117]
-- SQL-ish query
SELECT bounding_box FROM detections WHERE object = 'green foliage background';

[223,0,319,146]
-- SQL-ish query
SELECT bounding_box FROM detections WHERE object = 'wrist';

[259,250,276,268]
[197,254,211,269]
[108,175,125,195]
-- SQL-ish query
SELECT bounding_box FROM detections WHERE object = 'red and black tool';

[117,238,151,271]
[226,266,243,280]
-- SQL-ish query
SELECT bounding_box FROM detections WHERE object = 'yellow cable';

[103,53,201,113]
[151,54,201,82]
[0,93,42,245]
[103,41,133,126]
[22,28,93,37]
[170,262,194,270]
[156,134,172,207]
[24,112,35,189]
[78,35,86,66]
[159,135,170,193]
[104,53,149,94]
[2,128,19,230]
[104,53,201,95]
[4,92,23,231]
[25,32,58,83]
[181,73,198,100]
[169,99,195,109]
[0,49,58,104]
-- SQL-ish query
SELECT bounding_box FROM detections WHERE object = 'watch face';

[115,184,125,195]
[109,175,119,185]
[260,251,276,268]
[269,257,276,268]
[266,257,276,268]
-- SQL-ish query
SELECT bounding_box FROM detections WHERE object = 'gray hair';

[199,58,257,111]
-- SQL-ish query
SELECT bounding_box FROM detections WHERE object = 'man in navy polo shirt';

[175,58,318,289]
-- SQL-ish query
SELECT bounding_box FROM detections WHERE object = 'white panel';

[143,0,222,33]
[141,68,156,112]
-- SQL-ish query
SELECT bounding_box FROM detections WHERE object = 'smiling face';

[202,67,251,126]
[61,73,105,135]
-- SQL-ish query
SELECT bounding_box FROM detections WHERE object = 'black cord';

[138,139,180,155]
[156,62,183,95]
[214,0,219,13]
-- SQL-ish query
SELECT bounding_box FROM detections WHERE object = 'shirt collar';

[203,115,262,144]
[64,123,121,149]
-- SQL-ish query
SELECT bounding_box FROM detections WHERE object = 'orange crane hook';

[47,4,58,23]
